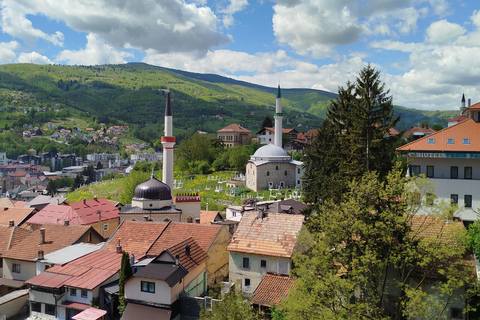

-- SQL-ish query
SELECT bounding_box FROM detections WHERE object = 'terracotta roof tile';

[0,198,15,207]
[252,273,294,307]
[2,224,93,261]
[397,118,480,152]
[166,237,209,272]
[200,210,221,224]
[146,222,222,256]
[0,207,35,226]
[227,212,304,258]
[0,225,30,254]
[403,126,436,139]
[448,115,467,123]
[217,123,251,133]
[13,201,28,208]
[103,221,168,258]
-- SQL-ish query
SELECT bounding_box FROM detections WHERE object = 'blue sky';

[0,0,479,111]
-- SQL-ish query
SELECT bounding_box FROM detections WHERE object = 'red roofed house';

[397,102,480,221]
[217,124,252,147]
[0,225,30,295]
[26,249,122,320]
[26,197,120,238]
[252,273,294,309]
[227,211,304,296]
[403,126,436,140]
[256,127,298,146]
[1,224,104,282]
[122,237,209,320]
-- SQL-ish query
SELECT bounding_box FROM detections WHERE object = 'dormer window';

[463,139,470,144]
[447,138,454,144]
[428,138,435,144]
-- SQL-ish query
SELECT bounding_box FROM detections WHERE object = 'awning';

[72,307,107,320]
[0,277,25,288]
[121,303,171,320]
[102,279,119,295]
[61,300,90,311]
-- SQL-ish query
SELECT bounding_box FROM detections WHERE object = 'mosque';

[119,91,201,223]
[245,86,304,191]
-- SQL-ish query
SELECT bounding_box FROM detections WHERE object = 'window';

[70,288,77,296]
[81,290,88,298]
[276,165,278,170]
[427,138,435,144]
[410,165,420,177]
[244,278,251,287]
[186,216,194,223]
[426,193,435,206]
[426,166,434,178]
[260,260,267,268]
[297,168,300,174]
[45,304,55,316]
[103,224,108,232]
[451,307,463,319]
[12,263,20,273]
[447,138,454,144]
[242,257,250,269]
[266,171,269,176]
[451,166,458,179]
[285,171,287,176]
[465,195,472,208]
[463,138,470,144]
[465,167,472,179]
[141,281,155,293]
[31,302,41,312]
[451,194,458,205]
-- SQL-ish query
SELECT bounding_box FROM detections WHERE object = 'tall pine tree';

[303,65,402,204]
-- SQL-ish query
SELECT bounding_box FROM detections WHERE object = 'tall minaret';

[161,90,175,195]
[461,93,466,113]
[274,85,283,148]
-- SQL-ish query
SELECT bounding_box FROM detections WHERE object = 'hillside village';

[0,71,478,320]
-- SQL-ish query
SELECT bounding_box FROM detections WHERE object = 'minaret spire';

[161,90,175,195]
[461,93,466,112]
[274,84,283,148]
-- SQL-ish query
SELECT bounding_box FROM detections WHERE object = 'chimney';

[39,228,46,245]
[116,240,122,253]
[37,250,44,260]
[185,244,191,257]
[94,195,98,201]
[469,99,472,107]
[8,220,14,227]
[143,215,149,221]
[175,254,180,266]
[130,253,135,267]
[64,220,69,226]
[83,197,86,205]
[257,208,264,220]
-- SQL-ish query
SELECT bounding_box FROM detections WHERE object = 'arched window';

[267,171,270,176]
[285,171,288,176]
[186,216,194,223]
[276,166,279,170]
[163,217,171,222]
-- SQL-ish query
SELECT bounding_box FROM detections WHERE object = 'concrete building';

[397,101,480,221]
[217,124,252,147]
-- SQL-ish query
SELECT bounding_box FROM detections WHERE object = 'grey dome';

[133,176,172,201]
[251,144,290,161]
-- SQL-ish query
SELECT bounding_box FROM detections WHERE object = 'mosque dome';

[251,144,291,161]
[132,175,172,201]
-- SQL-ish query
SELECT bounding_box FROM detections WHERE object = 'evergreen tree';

[302,65,402,204]
[118,251,133,315]
[261,115,273,128]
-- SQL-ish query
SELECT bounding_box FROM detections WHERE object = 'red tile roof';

[448,115,467,123]
[397,118,480,152]
[2,224,94,261]
[0,206,35,226]
[166,237,209,272]
[0,225,30,255]
[27,198,119,226]
[252,273,294,307]
[146,222,222,256]
[27,250,122,290]
[217,123,251,133]
[227,212,304,258]
[200,211,221,224]
[403,126,436,139]
[103,221,168,258]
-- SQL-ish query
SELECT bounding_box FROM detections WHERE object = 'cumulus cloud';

[56,33,134,65]
[219,0,248,28]
[0,0,229,54]
[0,41,18,63]
[426,20,465,44]
[17,52,52,64]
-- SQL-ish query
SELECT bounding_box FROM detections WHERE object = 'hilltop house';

[217,124,252,147]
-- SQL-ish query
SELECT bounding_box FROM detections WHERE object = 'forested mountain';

[0,63,460,143]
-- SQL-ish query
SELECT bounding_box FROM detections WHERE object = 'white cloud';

[425,20,465,44]
[0,0,229,54]
[56,33,134,65]
[17,52,52,64]
[0,41,18,63]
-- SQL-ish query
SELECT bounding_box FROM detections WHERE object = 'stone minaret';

[461,93,466,112]
[274,85,283,148]
[161,90,175,195]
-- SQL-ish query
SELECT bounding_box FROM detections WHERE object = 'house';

[1,224,104,282]
[103,220,231,287]
[0,206,35,227]
[256,127,298,146]
[252,273,294,310]
[227,211,304,295]
[26,197,120,238]
[397,102,480,221]
[122,237,209,319]
[403,126,436,140]
[26,249,122,319]
[0,225,30,295]
[24,194,67,211]
[216,124,252,147]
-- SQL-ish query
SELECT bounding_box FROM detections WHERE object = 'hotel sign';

[409,152,480,159]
